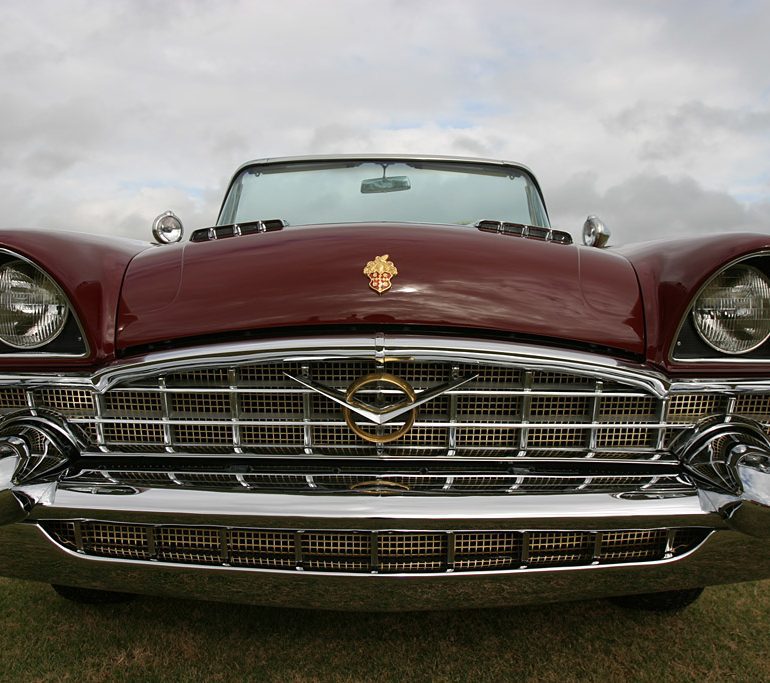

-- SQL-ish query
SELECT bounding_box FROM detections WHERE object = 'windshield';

[217,160,549,228]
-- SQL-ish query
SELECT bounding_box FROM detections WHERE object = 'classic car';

[2,154,770,612]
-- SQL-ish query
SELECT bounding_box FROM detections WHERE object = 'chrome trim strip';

[0,335,689,392]
[283,371,478,424]
[67,418,684,429]
[28,485,713,528]
[95,335,669,394]
[158,376,173,454]
[76,451,677,462]
[66,469,692,498]
[228,367,243,454]
[73,452,677,465]
[231,154,539,180]
[0,335,669,392]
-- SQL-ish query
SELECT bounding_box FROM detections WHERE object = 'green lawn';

[1,577,768,682]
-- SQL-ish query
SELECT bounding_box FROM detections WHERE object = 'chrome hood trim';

[0,335,670,395]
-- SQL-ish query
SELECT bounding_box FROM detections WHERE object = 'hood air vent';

[190,219,287,243]
[476,221,572,245]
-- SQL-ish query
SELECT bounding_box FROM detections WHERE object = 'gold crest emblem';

[363,254,398,294]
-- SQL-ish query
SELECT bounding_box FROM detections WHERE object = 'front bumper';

[0,502,767,611]
[0,477,768,610]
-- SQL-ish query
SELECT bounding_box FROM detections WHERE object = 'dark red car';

[1,155,770,611]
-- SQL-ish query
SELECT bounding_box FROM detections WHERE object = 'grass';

[2,577,770,682]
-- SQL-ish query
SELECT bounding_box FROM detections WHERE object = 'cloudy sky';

[1,0,768,245]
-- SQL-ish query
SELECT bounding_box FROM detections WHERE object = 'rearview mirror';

[360,176,411,194]
[152,210,184,244]
[582,215,610,248]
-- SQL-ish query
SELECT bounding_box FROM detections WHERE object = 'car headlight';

[692,264,770,354]
[0,260,69,349]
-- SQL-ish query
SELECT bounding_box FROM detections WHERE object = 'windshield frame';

[216,155,550,228]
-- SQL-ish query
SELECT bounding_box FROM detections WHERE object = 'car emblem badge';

[343,372,417,443]
[363,254,398,294]
[349,480,412,494]
[283,369,478,444]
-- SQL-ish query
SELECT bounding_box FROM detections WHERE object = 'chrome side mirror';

[152,211,184,244]
[582,215,610,248]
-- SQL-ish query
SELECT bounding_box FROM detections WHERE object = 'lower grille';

[42,520,709,574]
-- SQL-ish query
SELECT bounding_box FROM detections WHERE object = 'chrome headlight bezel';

[691,263,770,355]
[0,259,69,349]
[673,253,770,362]
[0,250,88,357]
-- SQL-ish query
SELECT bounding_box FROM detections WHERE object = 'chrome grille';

[67,467,692,495]
[41,520,710,574]
[2,351,769,461]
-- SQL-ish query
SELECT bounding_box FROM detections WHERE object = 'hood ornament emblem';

[363,254,398,294]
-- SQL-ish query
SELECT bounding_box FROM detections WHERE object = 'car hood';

[116,223,645,354]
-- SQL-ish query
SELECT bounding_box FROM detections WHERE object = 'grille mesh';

[599,396,657,422]
[41,521,709,574]
[528,531,593,566]
[734,394,770,419]
[667,394,728,422]
[34,388,95,417]
[0,387,26,410]
[530,396,590,420]
[104,391,162,417]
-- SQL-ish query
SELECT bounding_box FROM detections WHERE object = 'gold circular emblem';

[349,480,412,494]
[343,372,416,443]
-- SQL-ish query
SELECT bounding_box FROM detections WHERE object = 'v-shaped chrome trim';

[284,372,478,425]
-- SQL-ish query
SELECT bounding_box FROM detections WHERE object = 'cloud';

[0,0,767,243]
[549,172,770,244]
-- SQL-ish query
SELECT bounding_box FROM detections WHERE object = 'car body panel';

[0,229,149,367]
[117,222,646,355]
[618,233,770,373]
